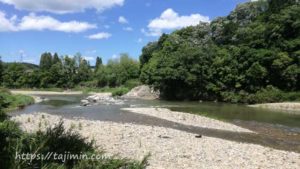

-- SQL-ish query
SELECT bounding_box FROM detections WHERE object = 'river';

[11,94,300,153]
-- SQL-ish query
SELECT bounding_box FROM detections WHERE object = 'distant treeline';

[0,53,139,89]
[139,0,300,103]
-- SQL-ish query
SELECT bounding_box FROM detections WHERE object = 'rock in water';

[122,85,159,100]
[81,93,124,106]
[80,99,90,106]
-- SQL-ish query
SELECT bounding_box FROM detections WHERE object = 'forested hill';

[139,0,300,103]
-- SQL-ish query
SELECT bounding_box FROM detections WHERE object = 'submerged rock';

[122,85,159,100]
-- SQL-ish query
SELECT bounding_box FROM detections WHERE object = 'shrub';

[0,120,23,168]
[282,92,300,101]
[10,121,148,169]
[11,94,35,108]
[251,86,284,103]
[17,121,95,168]
[112,87,130,97]
[219,86,298,104]
[77,80,98,88]
[124,79,141,90]
[0,90,34,110]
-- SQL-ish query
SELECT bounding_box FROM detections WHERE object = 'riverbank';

[10,90,83,95]
[0,89,35,111]
[249,102,300,112]
[12,111,299,169]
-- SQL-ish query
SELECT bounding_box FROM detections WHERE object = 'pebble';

[12,112,300,169]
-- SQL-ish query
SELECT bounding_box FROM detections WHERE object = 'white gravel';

[12,113,300,169]
[122,108,252,133]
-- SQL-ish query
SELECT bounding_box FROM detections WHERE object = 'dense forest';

[139,0,300,103]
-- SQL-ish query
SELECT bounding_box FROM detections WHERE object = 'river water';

[11,94,300,153]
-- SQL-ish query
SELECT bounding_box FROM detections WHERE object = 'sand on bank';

[12,112,299,169]
[10,90,85,103]
[249,102,300,112]
[10,90,83,95]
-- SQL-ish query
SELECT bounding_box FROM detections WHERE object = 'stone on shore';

[122,85,160,100]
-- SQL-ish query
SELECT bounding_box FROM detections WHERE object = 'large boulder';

[122,85,159,100]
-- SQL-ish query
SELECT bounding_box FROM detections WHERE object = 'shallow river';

[11,94,300,153]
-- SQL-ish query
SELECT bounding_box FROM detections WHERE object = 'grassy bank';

[220,86,300,104]
[0,88,34,111]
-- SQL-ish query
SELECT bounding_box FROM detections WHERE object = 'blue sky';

[0,0,248,65]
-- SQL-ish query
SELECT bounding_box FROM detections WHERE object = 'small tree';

[95,56,102,72]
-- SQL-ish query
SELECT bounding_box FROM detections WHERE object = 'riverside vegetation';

[140,0,300,103]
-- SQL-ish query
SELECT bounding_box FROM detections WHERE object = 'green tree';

[62,56,77,88]
[2,63,26,88]
[140,0,300,102]
[95,56,102,72]
[52,53,61,65]
[77,59,92,82]
[39,52,53,70]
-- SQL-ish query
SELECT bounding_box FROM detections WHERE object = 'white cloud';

[0,11,96,32]
[23,59,36,64]
[145,8,210,36]
[137,38,143,43]
[123,26,133,31]
[118,16,128,24]
[86,49,97,54]
[87,32,111,39]
[0,0,125,14]
[111,54,120,60]
[83,56,95,61]
[0,11,17,31]
[18,13,97,32]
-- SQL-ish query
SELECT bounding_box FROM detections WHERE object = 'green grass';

[111,87,130,97]
[0,89,34,112]
[74,86,131,96]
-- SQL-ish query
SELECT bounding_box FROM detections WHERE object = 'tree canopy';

[140,0,300,102]
[1,52,140,89]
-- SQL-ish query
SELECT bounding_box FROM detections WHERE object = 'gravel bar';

[12,113,300,169]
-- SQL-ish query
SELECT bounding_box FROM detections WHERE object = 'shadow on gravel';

[119,111,300,153]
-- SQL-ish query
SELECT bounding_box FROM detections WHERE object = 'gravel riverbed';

[12,109,300,169]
